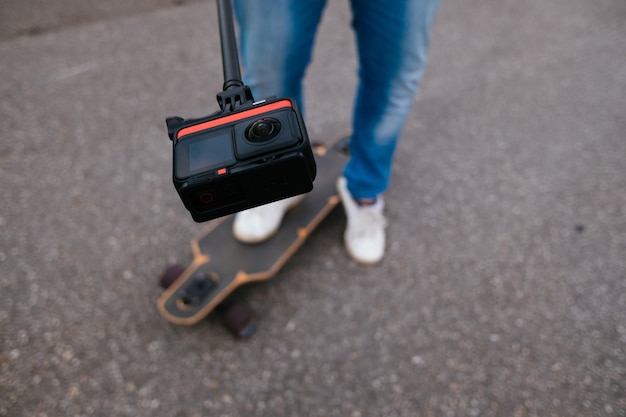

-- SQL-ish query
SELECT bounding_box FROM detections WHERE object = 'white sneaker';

[232,195,305,244]
[336,177,386,265]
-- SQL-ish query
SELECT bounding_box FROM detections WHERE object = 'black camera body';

[167,97,316,222]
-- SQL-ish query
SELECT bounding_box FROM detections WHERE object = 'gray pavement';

[1,0,625,416]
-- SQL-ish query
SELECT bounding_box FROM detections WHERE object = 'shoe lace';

[349,205,386,239]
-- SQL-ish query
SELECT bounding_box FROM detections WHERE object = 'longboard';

[156,135,349,335]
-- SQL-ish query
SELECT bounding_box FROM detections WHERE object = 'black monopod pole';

[217,0,243,91]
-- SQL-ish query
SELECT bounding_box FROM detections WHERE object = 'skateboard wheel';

[159,264,186,289]
[222,303,257,338]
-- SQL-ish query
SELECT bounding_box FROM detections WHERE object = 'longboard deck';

[157,137,348,325]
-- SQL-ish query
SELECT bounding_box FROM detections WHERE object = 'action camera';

[167,97,316,222]
[166,0,317,222]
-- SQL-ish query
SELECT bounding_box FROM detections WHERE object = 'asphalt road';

[1,0,625,416]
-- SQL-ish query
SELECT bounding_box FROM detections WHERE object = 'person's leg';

[232,0,327,243]
[345,0,441,199]
[339,0,440,263]
[234,0,328,110]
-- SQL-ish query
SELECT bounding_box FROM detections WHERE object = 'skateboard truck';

[166,0,316,222]
[175,273,218,310]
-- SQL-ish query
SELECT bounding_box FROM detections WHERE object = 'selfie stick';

[216,0,254,112]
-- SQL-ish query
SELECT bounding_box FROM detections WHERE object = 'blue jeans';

[234,0,440,199]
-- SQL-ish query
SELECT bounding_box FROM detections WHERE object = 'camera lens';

[246,118,281,143]
[253,121,272,136]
